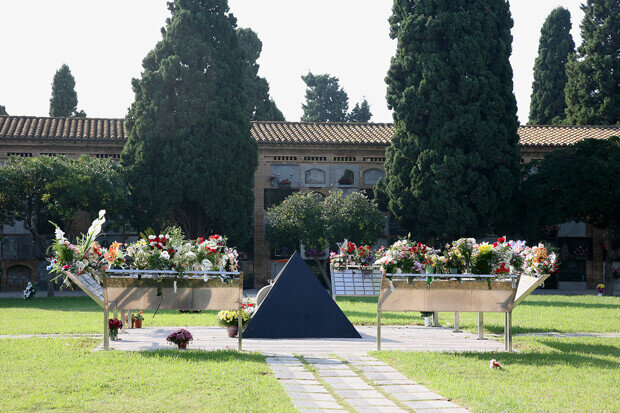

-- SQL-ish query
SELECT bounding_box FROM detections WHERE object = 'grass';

[0,297,219,335]
[374,336,620,412]
[0,338,295,412]
[337,295,620,334]
[1,294,618,336]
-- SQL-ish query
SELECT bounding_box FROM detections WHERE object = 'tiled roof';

[0,116,127,142]
[1,115,617,147]
[518,125,619,147]
[251,121,393,145]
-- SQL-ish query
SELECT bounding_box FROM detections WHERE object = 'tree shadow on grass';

[137,348,266,364]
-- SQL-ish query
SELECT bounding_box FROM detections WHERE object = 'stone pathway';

[266,355,467,413]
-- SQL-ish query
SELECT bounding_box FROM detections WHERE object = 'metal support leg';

[377,310,382,351]
[432,312,439,327]
[238,301,243,351]
[504,312,512,352]
[103,306,110,351]
[453,312,460,332]
[478,312,484,340]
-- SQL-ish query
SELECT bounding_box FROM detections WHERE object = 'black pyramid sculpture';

[243,252,361,338]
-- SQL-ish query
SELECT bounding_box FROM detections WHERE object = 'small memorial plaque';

[331,268,382,297]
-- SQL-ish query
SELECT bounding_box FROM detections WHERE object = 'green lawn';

[0,338,294,412]
[338,295,620,334]
[374,336,620,412]
[1,294,618,335]
[0,297,219,335]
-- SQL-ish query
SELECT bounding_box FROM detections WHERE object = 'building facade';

[1,115,618,290]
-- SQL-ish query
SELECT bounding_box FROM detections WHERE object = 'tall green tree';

[0,155,129,253]
[0,105,7,116]
[565,0,619,125]
[236,28,284,121]
[265,190,384,288]
[384,0,521,240]
[347,98,372,122]
[524,137,620,294]
[121,0,257,248]
[49,64,86,117]
[301,72,349,122]
[529,7,575,125]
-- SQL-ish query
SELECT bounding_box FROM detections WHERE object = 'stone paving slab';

[380,384,433,393]
[363,372,412,381]
[337,389,386,399]
[346,398,398,407]
[392,392,445,401]
[403,400,461,409]
[282,384,329,393]
[298,409,346,413]
[414,409,469,413]
[316,369,358,377]
[294,400,344,409]
[288,392,338,402]
[354,407,408,413]
[96,325,506,353]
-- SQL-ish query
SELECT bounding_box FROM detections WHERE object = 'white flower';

[55,227,65,241]
[161,251,170,260]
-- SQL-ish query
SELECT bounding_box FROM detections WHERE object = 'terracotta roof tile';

[0,115,128,142]
[517,125,619,147]
[0,116,617,147]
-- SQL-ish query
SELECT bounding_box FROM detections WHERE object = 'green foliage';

[236,28,284,121]
[0,155,129,250]
[121,0,257,248]
[347,98,372,122]
[565,0,619,125]
[383,0,521,240]
[0,105,7,116]
[528,7,575,125]
[265,190,384,251]
[49,64,85,117]
[301,72,349,122]
[524,137,620,233]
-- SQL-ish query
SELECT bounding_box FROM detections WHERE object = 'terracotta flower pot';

[177,341,188,349]
[133,319,142,328]
[227,325,239,338]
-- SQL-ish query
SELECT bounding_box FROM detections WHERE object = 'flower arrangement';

[217,304,254,327]
[596,284,606,295]
[278,178,292,186]
[47,210,111,282]
[373,236,558,279]
[48,211,240,284]
[166,328,193,348]
[23,281,36,300]
[132,311,144,321]
[109,318,123,340]
[338,176,353,185]
[330,240,375,269]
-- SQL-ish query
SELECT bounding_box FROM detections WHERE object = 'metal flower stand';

[376,273,550,352]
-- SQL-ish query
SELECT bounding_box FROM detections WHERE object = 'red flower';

[497,237,506,243]
[197,237,204,243]
[347,242,356,254]
[493,242,498,247]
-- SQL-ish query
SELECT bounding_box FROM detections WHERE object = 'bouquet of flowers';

[108,318,123,340]
[596,284,606,295]
[330,240,375,269]
[522,243,558,277]
[573,246,587,257]
[374,239,435,274]
[48,210,112,282]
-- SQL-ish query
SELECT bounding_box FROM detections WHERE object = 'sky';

[0,1,585,125]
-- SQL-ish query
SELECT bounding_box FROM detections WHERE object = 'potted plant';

[132,311,144,328]
[217,304,254,337]
[109,318,123,341]
[166,328,193,349]
[596,284,606,296]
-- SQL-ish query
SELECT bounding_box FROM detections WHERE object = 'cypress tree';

[384,0,521,239]
[121,0,257,247]
[565,0,619,125]
[347,98,372,122]
[0,105,7,116]
[49,64,78,117]
[529,7,575,125]
[301,72,349,122]
[237,28,285,121]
